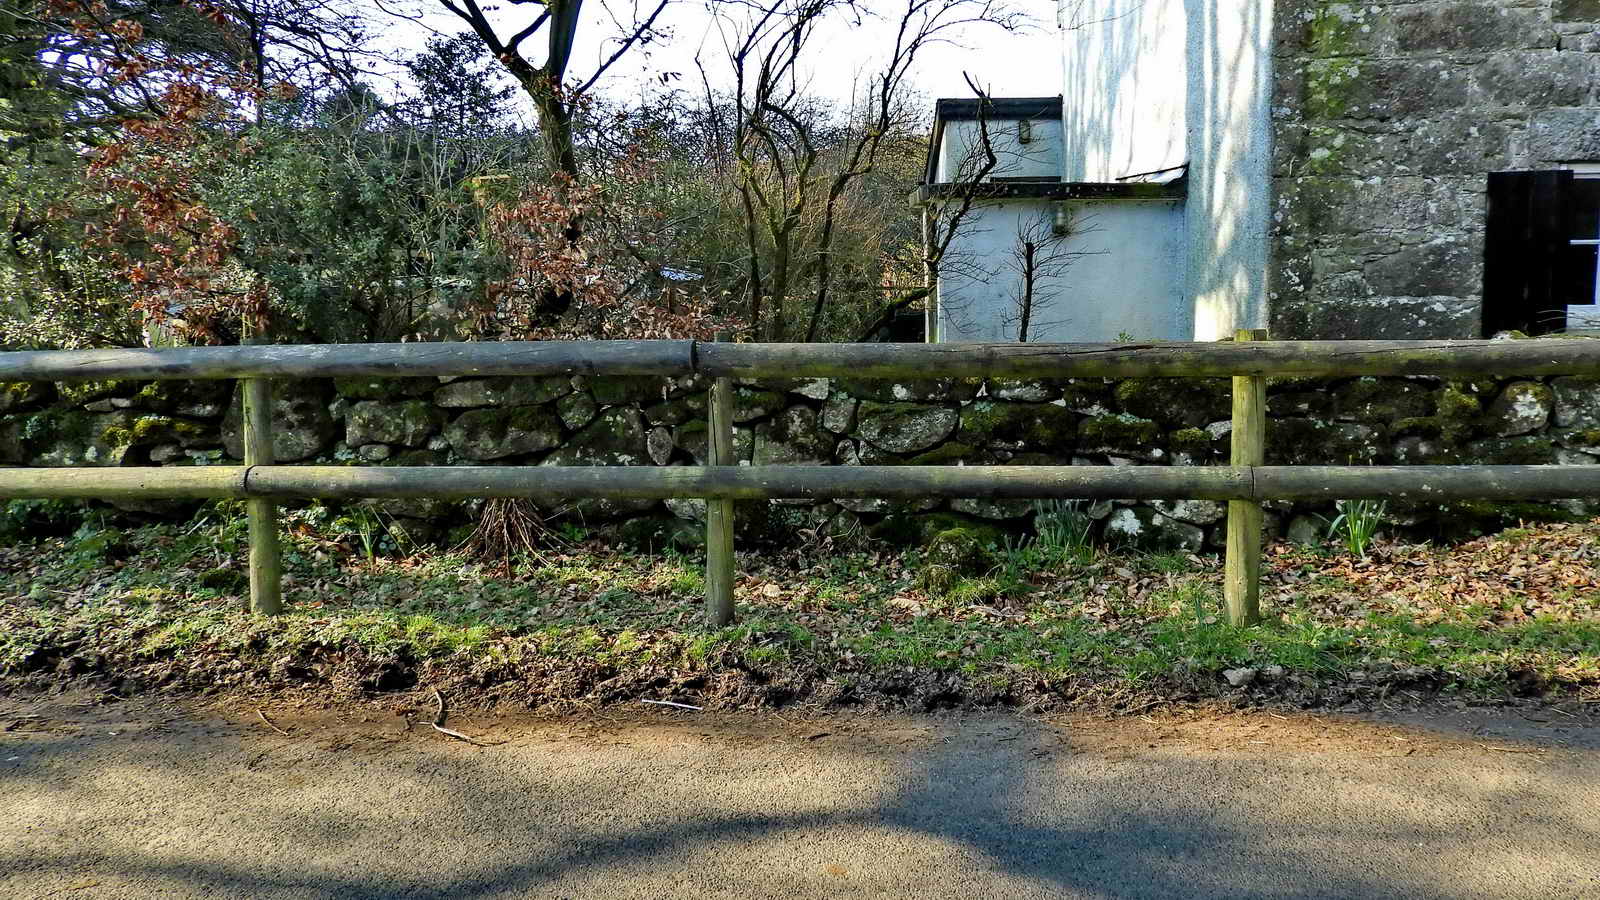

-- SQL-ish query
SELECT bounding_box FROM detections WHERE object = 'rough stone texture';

[821,395,859,434]
[222,381,337,462]
[855,402,959,453]
[557,392,598,431]
[1271,0,1600,339]
[1485,382,1555,436]
[753,407,835,465]
[9,368,1599,543]
[444,406,562,460]
[1151,499,1228,526]
[542,409,648,466]
[646,426,676,466]
[1103,507,1205,552]
[433,376,570,408]
[1552,376,1600,427]
[345,400,446,448]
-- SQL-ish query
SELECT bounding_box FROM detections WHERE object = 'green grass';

[3,505,1598,703]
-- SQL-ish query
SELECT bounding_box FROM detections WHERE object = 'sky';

[370,0,1063,123]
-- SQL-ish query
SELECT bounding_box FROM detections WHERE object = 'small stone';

[1552,377,1600,429]
[793,378,831,400]
[647,426,675,465]
[1261,665,1285,681]
[557,392,598,431]
[1285,515,1323,545]
[433,376,571,408]
[855,402,958,453]
[821,395,858,434]
[358,443,392,462]
[1223,667,1257,688]
[1484,382,1553,437]
[148,443,184,463]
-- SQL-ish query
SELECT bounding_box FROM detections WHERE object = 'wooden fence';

[3,334,1599,626]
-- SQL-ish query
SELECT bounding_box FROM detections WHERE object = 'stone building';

[925,0,1600,342]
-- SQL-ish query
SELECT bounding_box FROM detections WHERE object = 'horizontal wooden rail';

[3,338,1600,382]
[4,465,1599,502]
[0,340,696,382]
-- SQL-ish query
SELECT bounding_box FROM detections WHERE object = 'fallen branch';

[431,689,503,747]
[256,709,289,736]
[641,699,702,711]
[1479,744,1544,754]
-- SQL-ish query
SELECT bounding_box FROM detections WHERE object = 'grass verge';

[4,502,1599,711]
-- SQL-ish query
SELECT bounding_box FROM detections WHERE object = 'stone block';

[1393,4,1552,52]
[444,406,562,460]
[855,402,959,453]
[1484,382,1554,436]
[345,399,446,448]
[433,376,571,408]
[1552,376,1600,427]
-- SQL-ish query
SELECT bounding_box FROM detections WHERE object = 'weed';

[1032,499,1095,566]
[1325,499,1387,558]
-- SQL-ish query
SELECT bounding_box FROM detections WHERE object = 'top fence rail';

[1,339,1599,383]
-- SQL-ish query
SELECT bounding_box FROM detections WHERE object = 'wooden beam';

[1225,329,1268,626]
[3,464,1596,502]
[704,332,737,627]
[2,338,1598,383]
[0,466,248,498]
[1253,465,1600,501]
[695,339,1600,379]
[0,340,696,382]
[242,373,283,616]
[240,465,1256,500]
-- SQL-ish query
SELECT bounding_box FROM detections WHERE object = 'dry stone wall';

[1271,0,1600,337]
[5,368,1599,550]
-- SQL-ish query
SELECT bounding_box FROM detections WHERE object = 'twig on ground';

[256,709,289,736]
[641,699,703,711]
[1479,744,1544,754]
[430,689,503,747]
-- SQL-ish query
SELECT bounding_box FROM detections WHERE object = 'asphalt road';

[3,695,1598,899]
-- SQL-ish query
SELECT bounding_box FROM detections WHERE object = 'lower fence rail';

[3,464,1598,503]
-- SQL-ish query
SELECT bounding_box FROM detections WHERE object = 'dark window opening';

[1484,170,1600,336]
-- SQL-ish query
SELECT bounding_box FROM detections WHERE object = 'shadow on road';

[3,699,1598,898]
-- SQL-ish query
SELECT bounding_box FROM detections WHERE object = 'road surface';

[3,694,1597,898]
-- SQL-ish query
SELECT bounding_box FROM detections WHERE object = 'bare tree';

[427,0,671,178]
[999,209,1098,341]
[857,73,1004,342]
[708,0,1021,341]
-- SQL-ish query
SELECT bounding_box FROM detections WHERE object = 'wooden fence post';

[704,332,737,627]
[241,346,283,615]
[1224,328,1268,626]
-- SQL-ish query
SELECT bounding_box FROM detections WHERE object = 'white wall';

[937,118,1065,183]
[1060,0,1272,340]
[937,198,1188,342]
[1060,0,1187,182]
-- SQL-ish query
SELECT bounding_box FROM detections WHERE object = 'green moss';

[903,442,986,465]
[57,380,134,406]
[587,377,662,406]
[1304,57,1362,120]
[957,400,1076,448]
[1079,413,1160,452]
[1461,437,1556,465]
[1113,378,1230,427]
[917,528,996,595]
[334,376,433,400]
[1168,427,1214,455]
[1307,4,1363,57]
[1336,378,1432,424]
[868,512,1004,549]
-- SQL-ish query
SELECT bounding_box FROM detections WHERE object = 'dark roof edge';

[935,96,1063,121]
[916,179,1186,202]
